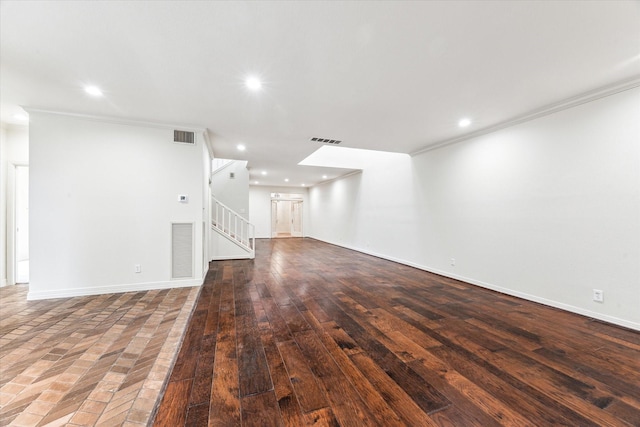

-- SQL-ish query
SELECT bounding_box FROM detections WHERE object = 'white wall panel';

[309,87,640,329]
[29,112,206,299]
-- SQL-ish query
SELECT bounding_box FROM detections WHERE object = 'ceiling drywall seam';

[410,75,640,156]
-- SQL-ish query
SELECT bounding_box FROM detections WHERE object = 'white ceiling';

[1,1,639,187]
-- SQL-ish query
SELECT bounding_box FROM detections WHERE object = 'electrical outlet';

[450,258,456,266]
[593,289,604,302]
[135,264,142,273]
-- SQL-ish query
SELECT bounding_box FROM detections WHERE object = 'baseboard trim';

[27,278,203,301]
[210,254,253,261]
[308,236,640,332]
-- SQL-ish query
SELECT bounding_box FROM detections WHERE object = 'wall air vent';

[171,222,193,279]
[174,130,195,144]
[310,137,342,145]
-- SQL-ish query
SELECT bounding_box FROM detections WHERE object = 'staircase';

[211,197,255,259]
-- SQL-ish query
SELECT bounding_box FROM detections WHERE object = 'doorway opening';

[13,165,29,284]
[270,193,303,238]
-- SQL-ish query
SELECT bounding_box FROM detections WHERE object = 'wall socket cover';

[178,195,188,203]
[593,289,604,302]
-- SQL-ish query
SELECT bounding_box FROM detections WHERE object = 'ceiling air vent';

[174,130,195,144]
[310,137,342,145]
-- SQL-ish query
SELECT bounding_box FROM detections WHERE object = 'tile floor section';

[0,284,199,426]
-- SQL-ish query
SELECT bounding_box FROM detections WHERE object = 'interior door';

[291,201,303,237]
[276,201,292,236]
[15,165,29,283]
[271,201,278,237]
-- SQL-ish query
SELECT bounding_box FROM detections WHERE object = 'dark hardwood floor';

[153,238,640,426]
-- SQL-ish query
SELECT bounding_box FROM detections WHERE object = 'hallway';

[155,238,640,426]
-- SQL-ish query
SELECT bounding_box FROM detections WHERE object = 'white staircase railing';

[211,197,255,258]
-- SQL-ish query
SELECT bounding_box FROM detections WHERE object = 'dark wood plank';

[154,379,191,427]
[234,266,273,397]
[236,312,273,397]
[275,339,328,413]
[154,238,640,426]
[261,331,306,426]
[241,391,284,427]
[314,322,406,427]
[349,352,440,427]
[188,333,216,406]
[304,407,340,426]
[293,329,378,426]
[209,277,241,426]
[316,295,451,414]
[184,403,209,427]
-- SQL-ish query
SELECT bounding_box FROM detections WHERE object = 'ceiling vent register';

[174,130,195,144]
[310,137,341,145]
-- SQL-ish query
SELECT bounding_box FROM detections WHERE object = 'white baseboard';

[210,254,253,261]
[308,236,640,332]
[27,278,203,301]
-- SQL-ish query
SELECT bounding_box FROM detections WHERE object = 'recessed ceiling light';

[237,144,246,151]
[84,85,103,97]
[301,183,306,187]
[13,113,28,121]
[261,171,267,176]
[458,118,471,128]
[245,77,262,91]
[322,175,328,179]
[254,181,259,185]
[284,178,289,182]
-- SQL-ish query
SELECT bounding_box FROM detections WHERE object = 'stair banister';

[211,196,255,258]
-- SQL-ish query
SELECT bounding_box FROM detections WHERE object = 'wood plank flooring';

[154,238,640,426]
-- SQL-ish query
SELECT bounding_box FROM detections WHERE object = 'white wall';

[211,160,249,218]
[309,87,640,330]
[0,124,29,286]
[249,186,310,238]
[209,160,254,260]
[29,112,207,299]
[0,125,6,286]
[202,140,212,272]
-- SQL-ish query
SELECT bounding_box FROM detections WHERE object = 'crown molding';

[411,75,640,156]
[310,169,362,188]
[22,107,206,133]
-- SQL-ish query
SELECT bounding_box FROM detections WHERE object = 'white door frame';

[270,197,303,238]
[7,162,28,285]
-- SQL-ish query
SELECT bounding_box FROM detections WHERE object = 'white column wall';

[309,87,640,330]
[29,112,206,299]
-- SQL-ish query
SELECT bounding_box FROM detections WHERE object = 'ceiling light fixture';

[458,118,471,128]
[237,144,246,151]
[284,178,289,182]
[245,77,262,91]
[84,85,103,97]
[261,171,267,176]
[301,183,306,187]
[254,181,259,185]
[322,175,328,179]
